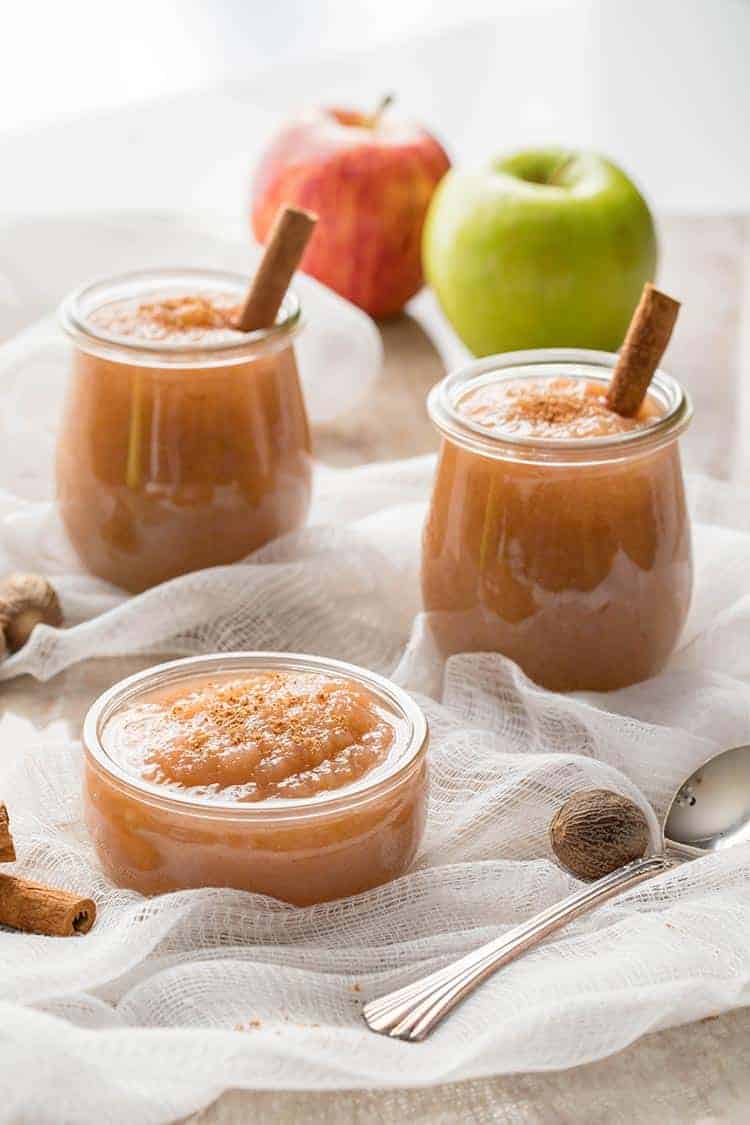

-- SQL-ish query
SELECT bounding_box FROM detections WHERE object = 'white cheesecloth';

[0,222,749,1124]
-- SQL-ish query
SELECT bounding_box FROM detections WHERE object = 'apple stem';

[547,152,576,186]
[370,93,395,128]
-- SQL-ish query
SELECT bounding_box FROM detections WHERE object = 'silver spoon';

[364,743,750,1041]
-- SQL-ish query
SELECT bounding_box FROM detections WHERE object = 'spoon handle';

[363,854,669,1041]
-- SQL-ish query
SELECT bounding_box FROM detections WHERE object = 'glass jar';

[82,652,429,905]
[57,269,312,593]
[422,349,693,692]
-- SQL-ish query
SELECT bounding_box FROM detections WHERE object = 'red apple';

[251,101,451,319]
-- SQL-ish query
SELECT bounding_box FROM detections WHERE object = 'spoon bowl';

[664,743,750,856]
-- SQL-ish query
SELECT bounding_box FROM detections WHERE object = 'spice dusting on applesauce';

[458,376,661,439]
[104,672,397,801]
[88,292,244,343]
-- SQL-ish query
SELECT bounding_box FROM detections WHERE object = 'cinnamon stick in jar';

[238,205,317,332]
[0,805,15,863]
[0,874,96,937]
[606,283,681,417]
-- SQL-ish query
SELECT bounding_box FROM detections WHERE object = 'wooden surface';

[315,311,443,466]
[192,1008,750,1124]
[2,215,749,1124]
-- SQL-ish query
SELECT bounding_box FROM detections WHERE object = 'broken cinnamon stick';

[238,205,317,332]
[0,874,96,936]
[606,283,681,417]
[0,805,15,863]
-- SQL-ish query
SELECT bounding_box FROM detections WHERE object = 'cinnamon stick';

[0,805,15,863]
[606,283,680,417]
[0,874,96,936]
[238,205,317,332]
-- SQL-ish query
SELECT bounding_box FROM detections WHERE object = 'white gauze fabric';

[2,327,750,1122]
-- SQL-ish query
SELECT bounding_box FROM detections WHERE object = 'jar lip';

[59,267,302,368]
[428,348,692,463]
[83,652,428,820]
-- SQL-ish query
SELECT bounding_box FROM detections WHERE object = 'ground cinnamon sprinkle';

[88,292,244,341]
[509,392,590,427]
[135,295,242,332]
[169,674,318,753]
[458,376,658,439]
[120,671,396,801]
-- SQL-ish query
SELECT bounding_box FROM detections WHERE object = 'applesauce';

[57,270,312,593]
[422,351,693,692]
[83,653,429,904]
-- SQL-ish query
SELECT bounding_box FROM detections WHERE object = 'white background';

[0,0,748,216]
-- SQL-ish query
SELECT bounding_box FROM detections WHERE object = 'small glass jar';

[82,652,429,905]
[57,269,312,593]
[422,349,693,692]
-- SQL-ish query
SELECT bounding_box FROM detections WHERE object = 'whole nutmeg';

[0,803,15,863]
[0,573,63,654]
[550,789,651,882]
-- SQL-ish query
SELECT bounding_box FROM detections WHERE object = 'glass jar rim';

[59,267,302,369]
[83,652,428,821]
[428,348,693,464]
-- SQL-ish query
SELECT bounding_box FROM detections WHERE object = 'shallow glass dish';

[82,652,429,905]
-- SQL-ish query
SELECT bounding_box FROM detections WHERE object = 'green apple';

[422,148,657,355]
